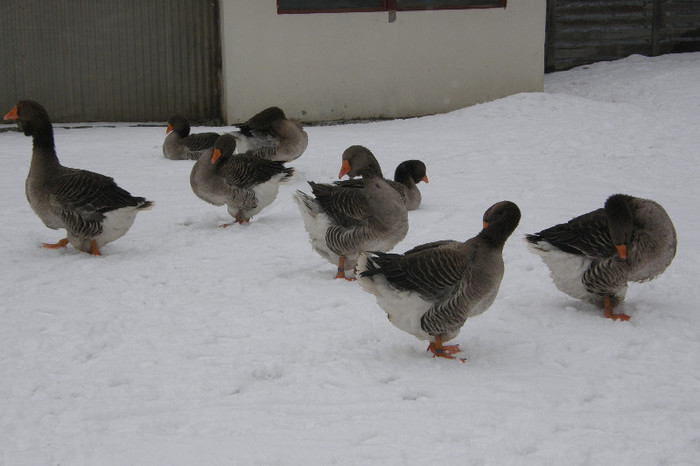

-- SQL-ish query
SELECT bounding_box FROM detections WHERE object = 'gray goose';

[190,134,294,226]
[334,159,429,211]
[357,201,521,360]
[4,100,153,255]
[231,107,308,162]
[163,114,219,160]
[293,145,409,280]
[526,194,676,321]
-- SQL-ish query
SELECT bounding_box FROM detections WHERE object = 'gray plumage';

[293,145,409,278]
[357,201,521,356]
[525,194,676,319]
[334,159,428,211]
[163,114,219,160]
[230,107,308,162]
[8,100,153,255]
[190,134,294,225]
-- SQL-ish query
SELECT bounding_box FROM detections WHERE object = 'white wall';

[220,1,546,124]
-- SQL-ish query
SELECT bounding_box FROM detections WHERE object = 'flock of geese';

[4,99,677,360]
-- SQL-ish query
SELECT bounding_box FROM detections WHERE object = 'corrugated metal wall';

[0,0,221,123]
[658,0,700,54]
[546,0,700,72]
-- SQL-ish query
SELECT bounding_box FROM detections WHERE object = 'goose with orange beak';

[357,201,521,361]
[4,100,153,255]
[163,114,219,160]
[526,194,676,321]
[293,145,409,280]
[190,134,294,227]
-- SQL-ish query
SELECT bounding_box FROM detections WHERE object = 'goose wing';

[527,208,615,258]
[46,169,144,236]
[308,181,371,227]
[363,241,466,299]
[181,132,219,152]
[218,154,293,189]
[334,178,408,203]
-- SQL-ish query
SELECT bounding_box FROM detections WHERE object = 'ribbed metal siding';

[0,0,220,123]
[658,0,700,54]
[546,0,700,72]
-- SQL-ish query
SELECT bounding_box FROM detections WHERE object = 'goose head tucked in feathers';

[605,194,634,259]
[480,201,522,249]
[166,114,191,137]
[244,106,286,131]
[394,160,428,186]
[210,134,237,164]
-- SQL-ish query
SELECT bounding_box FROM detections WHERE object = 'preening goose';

[526,194,676,321]
[335,159,429,211]
[190,134,294,226]
[163,114,219,160]
[4,100,153,255]
[357,201,521,360]
[231,107,308,162]
[293,145,409,280]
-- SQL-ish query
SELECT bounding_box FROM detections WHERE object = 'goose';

[190,134,294,226]
[334,159,429,210]
[293,145,409,280]
[357,201,521,360]
[526,194,676,321]
[231,107,308,162]
[163,114,219,160]
[4,100,153,255]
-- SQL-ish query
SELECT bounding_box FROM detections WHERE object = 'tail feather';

[281,167,295,182]
[137,199,154,211]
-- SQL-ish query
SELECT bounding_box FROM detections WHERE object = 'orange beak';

[4,106,18,121]
[615,244,627,260]
[422,174,429,184]
[210,148,222,164]
[166,123,173,134]
[483,221,488,230]
[338,159,351,179]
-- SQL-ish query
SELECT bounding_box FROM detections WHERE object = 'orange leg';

[89,240,102,256]
[219,214,250,228]
[603,295,630,321]
[42,238,69,249]
[427,336,466,362]
[335,256,356,281]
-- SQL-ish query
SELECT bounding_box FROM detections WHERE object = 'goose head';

[338,145,383,179]
[605,194,634,260]
[166,114,191,137]
[480,201,522,248]
[4,100,52,137]
[394,160,428,185]
[248,106,286,128]
[210,134,237,164]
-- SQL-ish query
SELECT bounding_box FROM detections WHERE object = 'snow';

[2,53,699,465]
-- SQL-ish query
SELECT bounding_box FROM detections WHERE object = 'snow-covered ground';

[1,53,699,465]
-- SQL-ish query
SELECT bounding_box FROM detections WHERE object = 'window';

[277,0,506,14]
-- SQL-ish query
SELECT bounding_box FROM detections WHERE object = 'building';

[1,0,546,124]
